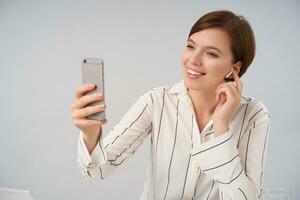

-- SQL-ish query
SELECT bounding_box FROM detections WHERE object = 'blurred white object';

[0,187,35,200]
[262,188,292,200]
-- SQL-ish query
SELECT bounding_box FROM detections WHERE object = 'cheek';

[206,61,230,80]
[205,58,230,72]
[181,52,189,66]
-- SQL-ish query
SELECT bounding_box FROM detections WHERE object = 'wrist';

[214,125,229,136]
[82,132,100,145]
[213,119,229,136]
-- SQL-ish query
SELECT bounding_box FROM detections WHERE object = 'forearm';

[218,168,259,199]
[192,131,259,199]
[82,126,102,155]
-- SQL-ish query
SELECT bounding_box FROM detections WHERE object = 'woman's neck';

[187,88,217,116]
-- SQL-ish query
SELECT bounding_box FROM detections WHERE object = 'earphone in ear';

[223,67,236,82]
[225,68,234,79]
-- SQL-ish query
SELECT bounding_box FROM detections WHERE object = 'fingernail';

[89,84,95,88]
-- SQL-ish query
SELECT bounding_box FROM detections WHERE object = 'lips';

[186,67,206,79]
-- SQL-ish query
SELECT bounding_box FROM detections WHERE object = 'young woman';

[71,10,271,200]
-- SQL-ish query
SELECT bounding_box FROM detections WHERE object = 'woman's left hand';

[213,70,243,136]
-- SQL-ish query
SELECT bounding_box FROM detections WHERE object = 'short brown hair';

[188,10,256,78]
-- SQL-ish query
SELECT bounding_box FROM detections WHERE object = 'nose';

[189,51,202,66]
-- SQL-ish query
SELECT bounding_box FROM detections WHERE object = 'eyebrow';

[187,38,223,54]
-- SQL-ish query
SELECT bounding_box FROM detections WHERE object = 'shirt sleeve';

[77,89,153,183]
[191,102,271,199]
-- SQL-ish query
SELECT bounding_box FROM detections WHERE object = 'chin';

[183,78,203,91]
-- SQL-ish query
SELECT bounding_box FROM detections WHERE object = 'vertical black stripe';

[244,129,251,175]
[259,122,269,188]
[149,129,154,200]
[180,115,194,199]
[191,115,194,148]
[261,122,269,169]
[150,92,154,104]
[193,169,202,199]
[99,142,106,161]
[258,188,263,199]
[153,87,166,199]
[237,103,249,148]
[180,154,191,199]
[209,123,213,131]
[82,166,90,180]
[206,180,215,200]
[238,187,248,199]
[98,127,106,160]
[150,126,154,199]
[163,99,179,200]
[98,166,104,179]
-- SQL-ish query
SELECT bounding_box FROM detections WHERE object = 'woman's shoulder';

[143,82,174,96]
[240,95,271,120]
[147,80,187,96]
[137,82,175,108]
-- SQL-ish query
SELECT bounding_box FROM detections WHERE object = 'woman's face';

[181,28,238,92]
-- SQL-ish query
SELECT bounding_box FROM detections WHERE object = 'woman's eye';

[207,52,218,57]
[186,44,194,49]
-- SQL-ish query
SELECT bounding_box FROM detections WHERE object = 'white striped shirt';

[77,79,271,200]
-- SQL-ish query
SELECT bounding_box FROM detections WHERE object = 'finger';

[73,118,107,127]
[72,104,106,119]
[215,84,237,102]
[216,86,229,103]
[232,70,243,94]
[227,82,240,99]
[71,92,103,111]
[76,92,104,109]
[74,83,96,100]
[215,82,236,94]
[216,90,226,103]
[215,82,227,93]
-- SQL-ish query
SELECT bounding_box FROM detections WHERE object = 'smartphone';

[81,58,105,121]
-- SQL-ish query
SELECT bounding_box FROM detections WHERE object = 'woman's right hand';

[70,83,107,142]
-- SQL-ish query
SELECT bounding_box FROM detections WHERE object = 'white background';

[0,0,299,199]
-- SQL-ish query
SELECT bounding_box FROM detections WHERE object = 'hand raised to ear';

[213,70,243,136]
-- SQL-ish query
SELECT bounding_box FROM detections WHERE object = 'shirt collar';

[168,79,249,105]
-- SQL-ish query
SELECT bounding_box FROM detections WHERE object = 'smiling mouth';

[186,67,206,79]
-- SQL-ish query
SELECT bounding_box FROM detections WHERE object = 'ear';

[233,61,242,75]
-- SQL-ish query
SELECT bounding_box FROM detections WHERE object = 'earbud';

[225,68,234,79]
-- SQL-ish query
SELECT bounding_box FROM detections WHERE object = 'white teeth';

[187,68,203,76]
